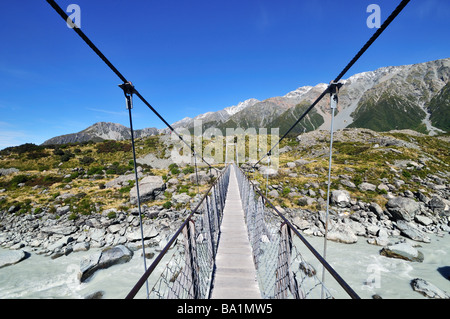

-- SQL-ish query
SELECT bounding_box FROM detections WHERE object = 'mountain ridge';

[42,58,450,145]
[42,122,159,146]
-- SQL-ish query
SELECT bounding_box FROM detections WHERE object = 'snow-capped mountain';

[165,98,260,133]
[42,58,450,145]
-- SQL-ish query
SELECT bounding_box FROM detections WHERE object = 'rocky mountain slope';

[177,58,450,136]
[42,122,159,145]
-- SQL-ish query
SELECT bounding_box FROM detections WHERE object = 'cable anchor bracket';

[119,81,136,110]
[328,82,343,109]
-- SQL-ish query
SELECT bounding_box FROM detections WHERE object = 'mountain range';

[42,58,450,145]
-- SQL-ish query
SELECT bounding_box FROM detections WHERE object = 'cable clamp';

[328,82,343,109]
[118,81,136,109]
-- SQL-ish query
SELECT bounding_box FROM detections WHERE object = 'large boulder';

[0,250,29,269]
[358,182,376,192]
[126,224,159,242]
[327,223,358,244]
[428,196,448,215]
[172,193,192,205]
[188,171,211,185]
[41,225,78,236]
[330,190,351,208]
[395,220,431,243]
[258,166,278,177]
[411,278,450,299]
[386,197,420,221]
[78,245,134,282]
[380,242,424,262]
[130,176,165,204]
[105,172,142,189]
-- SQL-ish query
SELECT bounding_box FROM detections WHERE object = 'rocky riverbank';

[0,203,188,259]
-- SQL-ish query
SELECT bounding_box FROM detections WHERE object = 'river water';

[1,232,449,299]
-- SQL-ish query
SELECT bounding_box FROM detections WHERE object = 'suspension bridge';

[125,163,359,299]
[44,0,412,300]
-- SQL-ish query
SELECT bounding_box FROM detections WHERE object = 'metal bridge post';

[322,82,343,298]
[182,220,200,298]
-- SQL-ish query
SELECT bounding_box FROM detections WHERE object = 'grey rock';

[294,159,311,167]
[386,197,420,221]
[330,190,351,208]
[395,220,431,243]
[130,175,165,204]
[73,242,90,252]
[414,215,433,226]
[369,202,384,219]
[188,171,211,185]
[327,223,358,244]
[292,216,311,230]
[286,162,296,168]
[348,220,366,236]
[0,168,19,176]
[84,291,105,299]
[428,196,446,213]
[126,224,159,242]
[107,224,123,234]
[298,196,316,206]
[47,236,73,252]
[89,228,106,242]
[105,173,142,189]
[41,225,78,236]
[259,166,278,177]
[78,245,133,282]
[380,242,424,262]
[0,250,29,268]
[268,190,279,198]
[411,278,450,299]
[137,153,173,170]
[358,182,376,192]
[56,205,70,216]
[172,193,191,205]
[341,179,356,188]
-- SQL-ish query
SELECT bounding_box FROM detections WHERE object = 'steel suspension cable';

[252,0,410,168]
[46,0,217,172]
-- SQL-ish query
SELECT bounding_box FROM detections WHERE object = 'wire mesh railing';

[235,164,360,299]
[126,165,230,299]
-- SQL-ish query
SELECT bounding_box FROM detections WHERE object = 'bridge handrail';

[125,164,231,299]
[235,164,360,299]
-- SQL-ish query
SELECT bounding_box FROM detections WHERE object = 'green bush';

[75,198,95,215]
[68,212,78,221]
[163,201,172,209]
[96,141,131,153]
[182,166,195,174]
[87,166,104,175]
[79,156,95,165]
[10,174,30,186]
[106,211,116,219]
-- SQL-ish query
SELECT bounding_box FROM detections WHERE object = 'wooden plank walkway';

[210,165,261,299]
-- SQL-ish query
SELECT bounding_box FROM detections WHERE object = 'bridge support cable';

[321,82,342,298]
[45,0,217,174]
[252,0,410,169]
[119,82,150,298]
[125,165,230,299]
[235,165,360,299]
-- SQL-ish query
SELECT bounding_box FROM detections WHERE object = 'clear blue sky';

[0,0,449,149]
